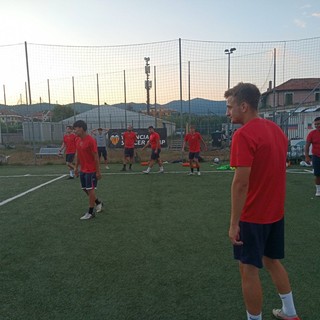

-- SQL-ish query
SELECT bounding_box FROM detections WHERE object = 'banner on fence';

[107,128,167,148]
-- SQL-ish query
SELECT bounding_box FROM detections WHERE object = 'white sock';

[279,292,297,317]
[146,167,151,172]
[316,184,320,192]
[246,311,262,320]
[70,170,74,177]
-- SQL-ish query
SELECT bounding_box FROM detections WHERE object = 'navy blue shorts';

[66,153,75,163]
[98,147,107,160]
[189,152,200,160]
[151,149,161,160]
[233,218,285,269]
[312,155,320,176]
[80,172,98,190]
[124,148,134,158]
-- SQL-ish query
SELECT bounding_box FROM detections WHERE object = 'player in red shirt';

[121,125,137,171]
[141,126,164,174]
[59,125,77,179]
[73,120,103,220]
[225,83,300,320]
[305,116,320,196]
[182,125,207,176]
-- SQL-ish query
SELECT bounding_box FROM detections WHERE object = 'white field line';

[0,174,67,206]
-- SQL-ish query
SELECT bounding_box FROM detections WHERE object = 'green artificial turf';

[0,164,318,319]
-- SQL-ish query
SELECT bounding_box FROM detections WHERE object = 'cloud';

[311,12,320,17]
[294,19,306,28]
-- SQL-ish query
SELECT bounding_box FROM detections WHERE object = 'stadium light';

[224,48,236,89]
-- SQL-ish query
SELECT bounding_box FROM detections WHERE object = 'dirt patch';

[0,145,230,166]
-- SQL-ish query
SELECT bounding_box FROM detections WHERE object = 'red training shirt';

[75,135,98,173]
[184,132,202,152]
[63,133,77,154]
[230,118,288,224]
[149,132,161,150]
[306,129,320,157]
[123,131,137,149]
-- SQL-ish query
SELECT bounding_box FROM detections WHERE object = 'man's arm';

[229,166,251,245]
[94,152,101,179]
[305,140,311,163]
[59,141,65,154]
[200,136,207,151]
[141,140,150,151]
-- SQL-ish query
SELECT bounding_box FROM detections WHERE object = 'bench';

[36,147,61,158]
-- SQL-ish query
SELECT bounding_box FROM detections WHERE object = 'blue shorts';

[66,153,75,163]
[233,218,284,269]
[151,149,161,160]
[80,172,98,190]
[98,147,107,160]
[312,155,320,176]
[189,152,200,160]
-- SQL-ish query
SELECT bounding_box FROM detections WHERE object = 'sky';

[1,0,320,46]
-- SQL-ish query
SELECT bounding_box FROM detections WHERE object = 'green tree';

[52,105,75,122]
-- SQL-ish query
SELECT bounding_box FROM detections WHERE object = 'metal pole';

[25,42,32,105]
[179,38,183,148]
[273,48,276,123]
[227,54,231,89]
[25,82,28,106]
[97,73,101,127]
[25,41,36,163]
[47,79,51,104]
[124,70,127,128]
[188,61,191,128]
[3,85,6,105]
[72,76,76,122]
[154,65,157,128]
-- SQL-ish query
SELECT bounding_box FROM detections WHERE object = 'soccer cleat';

[121,167,126,171]
[80,212,94,220]
[67,176,74,179]
[188,172,194,176]
[96,202,103,213]
[143,170,150,174]
[197,171,201,176]
[105,166,110,169]
[272,309,300,320]
[315,191,320,197]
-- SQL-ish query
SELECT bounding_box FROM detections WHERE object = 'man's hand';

[229,224,243,246]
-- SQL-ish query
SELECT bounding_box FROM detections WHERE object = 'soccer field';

[0,164,319,320]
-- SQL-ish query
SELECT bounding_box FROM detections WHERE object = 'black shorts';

[66,153,75,163]
[80,172,98,190]
[124,148,134,158]
[151,149,161,160]
[233,218,284,269]
[189,152,200,160]
[98,147,107,160]
[312,155,320,176]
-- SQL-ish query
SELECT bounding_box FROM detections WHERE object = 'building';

[261,78,320,112]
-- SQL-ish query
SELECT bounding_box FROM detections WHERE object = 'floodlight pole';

[144,57,152,115]
[224,48,236,89]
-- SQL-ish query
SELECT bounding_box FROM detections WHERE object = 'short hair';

[148,126,154,129]
[73,120,87,131]
[314,117,320,122]
[66,125,73,129]
[224,82,261,110]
